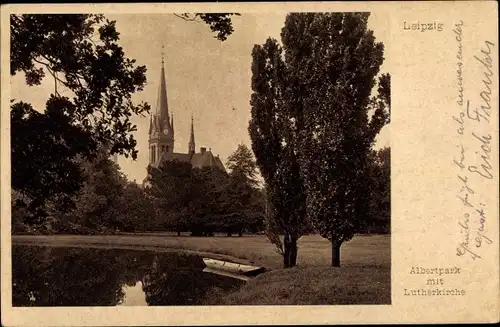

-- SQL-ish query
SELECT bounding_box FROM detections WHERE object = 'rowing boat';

[202,258,265,276]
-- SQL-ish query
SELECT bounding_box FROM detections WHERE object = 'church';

[145,55,225,176]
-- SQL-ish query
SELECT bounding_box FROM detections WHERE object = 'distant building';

[144,55,225,186]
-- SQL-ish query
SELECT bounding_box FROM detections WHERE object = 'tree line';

[145,144,265,236]
[12,139,387,241]
[12,144,266,236]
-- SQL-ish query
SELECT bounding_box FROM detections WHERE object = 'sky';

[11,13,391,183]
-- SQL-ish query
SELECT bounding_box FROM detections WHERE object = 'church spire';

[188,115,195,155]
[156,45,170,127]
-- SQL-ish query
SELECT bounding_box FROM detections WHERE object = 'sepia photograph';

[9,11,391,307]
[2,1,499,326]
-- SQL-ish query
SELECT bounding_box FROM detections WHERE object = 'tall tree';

[10,100,95,224]
[70,146,127,232]
[189,166,230,236]
[284,13,390,267]
[249,38,308,268]
[221,174,264,237]
[109,181,159,232]
[226,143,259,186]
[224,144,264,236]
[146,160,196,233]
[10,14,149,222]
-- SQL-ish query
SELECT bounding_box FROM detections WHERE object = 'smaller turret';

[188,115,196,156]
[171,113,174,135]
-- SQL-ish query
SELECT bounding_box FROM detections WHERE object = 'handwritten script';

[452,21,495,260]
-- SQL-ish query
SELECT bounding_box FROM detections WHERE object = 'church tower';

[143,49,226,188]
[148,51,174,166]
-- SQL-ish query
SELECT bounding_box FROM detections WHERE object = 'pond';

[12,245,245,306]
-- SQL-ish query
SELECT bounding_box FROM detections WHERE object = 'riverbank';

[12,233,391,304]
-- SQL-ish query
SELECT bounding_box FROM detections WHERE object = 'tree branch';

[173,13,199,22]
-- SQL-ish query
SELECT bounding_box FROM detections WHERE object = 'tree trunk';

[238,229,243,237]
[283,232,294,268]
[331,240,341,267]
[290,234,298,267]
[283,245,290,268]
[177,231,181,236]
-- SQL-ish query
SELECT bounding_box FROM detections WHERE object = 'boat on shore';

[202,258,265,277]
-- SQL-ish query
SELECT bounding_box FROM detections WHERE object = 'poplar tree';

[249,38,307,268]
[286,13,389,267]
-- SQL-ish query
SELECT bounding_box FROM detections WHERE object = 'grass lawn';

[12,233,391,305]
[206,265,390,305]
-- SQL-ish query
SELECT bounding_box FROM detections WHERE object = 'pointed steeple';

[188,115,195,155]
[155,46,171,130]
[148,115,153,134]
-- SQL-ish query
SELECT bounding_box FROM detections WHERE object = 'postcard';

[1,1,498,325]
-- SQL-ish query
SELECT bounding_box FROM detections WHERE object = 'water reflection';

[12,245,243,306]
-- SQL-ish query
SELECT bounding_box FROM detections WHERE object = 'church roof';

[153,149,226,172]
[171,153,191,162]
[190,151,225,171]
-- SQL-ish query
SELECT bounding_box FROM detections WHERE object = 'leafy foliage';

[10,14,149,220]
[147,160,197,232]
[146,151,264,236]
[112,182,159,232]
[11,100,94,224]
[226,143,259,186]
[70,149,127,230]
[38,146,126,233]
[173,13,240,41]
[11,14,149,158]
[364,147,390,233]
